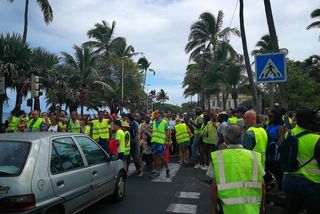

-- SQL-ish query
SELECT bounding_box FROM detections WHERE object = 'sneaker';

[194,163,202,169]
[201,165,209,170]
[166,169,171,178]
[149,171,160,178]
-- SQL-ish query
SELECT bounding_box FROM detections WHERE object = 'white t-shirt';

[48,124,58,132]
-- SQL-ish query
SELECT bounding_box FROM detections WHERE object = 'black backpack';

[280,130,313,172]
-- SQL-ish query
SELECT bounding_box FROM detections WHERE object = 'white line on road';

[175,192,200,199]
[152,163,181,182]
[166,203,197,214]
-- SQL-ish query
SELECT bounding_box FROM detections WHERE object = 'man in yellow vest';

[242,110,268,167]
[91,111,111,153]
[6,110,19,133]
[150,109,171,178]
[282,108,320,213]
[174,116,192,165]
[190,107,203,167]
[113,120,125,162]
[67,111,82,133]
[210,125,265,214]
[27,110,47,132]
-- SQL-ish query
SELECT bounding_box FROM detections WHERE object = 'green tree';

[8,0,53,41]
[307,8,320,38]
[156,89,169,104]
[137,56,155,91]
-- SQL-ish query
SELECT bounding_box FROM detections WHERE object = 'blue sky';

[0,0,319,113]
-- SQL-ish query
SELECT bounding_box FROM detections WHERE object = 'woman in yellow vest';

[282,108,320,214]
[174,116,192,165]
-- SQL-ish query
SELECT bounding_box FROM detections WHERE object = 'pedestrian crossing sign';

[255,52,286,83]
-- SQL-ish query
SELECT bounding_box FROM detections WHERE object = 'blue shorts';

[151,143,165,155]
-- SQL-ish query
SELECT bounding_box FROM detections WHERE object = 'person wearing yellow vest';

[242,110,268,167]
[57,110,68,132]
[190,107,204,167]
[67,111,83,133]
[282,108,320,214]
[174,116,192,165]
[91,111,111,153]
[150,109,171,178]
[121,121,134,174]
[6,111,19,133]
[227,109,238,125]
[17,110,28,132]
[27,110,47,132]
[113,120,126,162]
[210,125,266,214]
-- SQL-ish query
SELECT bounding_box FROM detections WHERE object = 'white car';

[0,132,127,214]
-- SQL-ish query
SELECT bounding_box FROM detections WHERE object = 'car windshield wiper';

[0,171,13,175]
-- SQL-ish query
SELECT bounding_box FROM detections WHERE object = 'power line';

[229,0,239,28]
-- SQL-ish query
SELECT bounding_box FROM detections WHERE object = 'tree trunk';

[264,0,288,109]
[239,0,260,113]
[207,94,211,112]
[23,0,29,41]
[268,83,275,106]
[13,85,23,114]
[216,91,220,109]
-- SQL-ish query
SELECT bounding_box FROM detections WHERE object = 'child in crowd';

[140,132,153,171]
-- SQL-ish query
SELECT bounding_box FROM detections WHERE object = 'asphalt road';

[81,160,284,214]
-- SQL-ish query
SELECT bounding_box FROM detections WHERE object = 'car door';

[74,136,114,202]
[49,137,91,213]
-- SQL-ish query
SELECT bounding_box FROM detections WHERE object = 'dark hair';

[114,120,122,127]
[218,113,228,123]
[203,114,211,123]
[296,108,314,130]
[269,108,283,125]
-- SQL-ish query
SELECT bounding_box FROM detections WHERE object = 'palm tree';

[157,89,169,104]
[8,0,53,41]
[137,56,155,90]
[263,0,288,109]
[307,8,320,30]
[185,11,240,61]
[60,44,111,115]
[239,0,259,112]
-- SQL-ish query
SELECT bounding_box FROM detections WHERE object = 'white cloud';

[0,0,319,109]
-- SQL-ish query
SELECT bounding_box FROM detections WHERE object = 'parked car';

[0,132,127,214]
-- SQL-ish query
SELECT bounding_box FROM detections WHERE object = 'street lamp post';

[121,56,128,113]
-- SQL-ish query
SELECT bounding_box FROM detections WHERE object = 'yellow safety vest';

[175,123,190,144]
[247,126,268,167]
[151,119,168,144]
[92,119,110,140]
[69,120,81,133]
[228,116,238,124]
[288,125,320,183]
[201,124,208,144]
[7,116,19,132]
[116,129,125,153]
[28,118,44,132]
[85,125,91,137]
[124,130,131,155]
[193,115,203,135]
[211,149,263,214]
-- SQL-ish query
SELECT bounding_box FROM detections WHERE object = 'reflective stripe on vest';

[69,120,81,133]
[211,149,262,213]
[92,119,109,140]
[125,130,131,155]
[175,123,190,144]
[247,127,267,167]
[290,126,320,183]
[29,118,44,132]
[151,119,167,144]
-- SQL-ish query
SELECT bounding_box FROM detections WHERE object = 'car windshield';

[0,141,31,176]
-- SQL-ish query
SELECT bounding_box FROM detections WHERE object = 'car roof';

[0,132,85,142]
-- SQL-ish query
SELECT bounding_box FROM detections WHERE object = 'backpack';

[280,130,312,172]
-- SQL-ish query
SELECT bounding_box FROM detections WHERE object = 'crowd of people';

[5,104,320,214]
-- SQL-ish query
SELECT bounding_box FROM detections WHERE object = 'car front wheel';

[112,172,126,202]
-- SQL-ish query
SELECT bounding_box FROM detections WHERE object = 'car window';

[50,137,84,175]
[0,141,30,176]
[75,136,107,165]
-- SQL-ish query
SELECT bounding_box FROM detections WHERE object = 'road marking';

[152,163,181,182]
[175,192,200,199]
[166,203,197,214]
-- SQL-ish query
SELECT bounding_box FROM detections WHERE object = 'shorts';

[178,141,190,149]
[151,143,165,155]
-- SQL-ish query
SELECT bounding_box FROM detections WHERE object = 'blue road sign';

[255,52,286,83]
